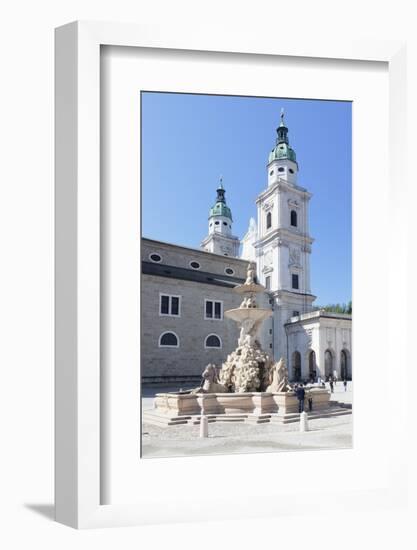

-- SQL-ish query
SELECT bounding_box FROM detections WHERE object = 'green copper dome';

[269,142,297,163]
[209,181,233,221]
[268,109,297,165]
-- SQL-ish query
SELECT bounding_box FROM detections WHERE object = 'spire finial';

[280,107,285,126]
[219,174,224,189]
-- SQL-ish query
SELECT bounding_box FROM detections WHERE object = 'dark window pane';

[160,332,178,346]
[206,301,213,318]
[160,295,169,314]
[292,274,299,289]
[206,335,221,348]
[190,261,200,269]
[266,212,271,229]
[291,210,297,227]
[150,253,162,262]
[171,297,179,316]
[214,302,222,319]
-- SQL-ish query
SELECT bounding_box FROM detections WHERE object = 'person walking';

[308,390,313,412]
[343,379,347,392]
[329,378,334,393]
[295,383,306,413]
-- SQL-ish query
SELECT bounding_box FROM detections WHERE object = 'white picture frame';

[55,21,408,529]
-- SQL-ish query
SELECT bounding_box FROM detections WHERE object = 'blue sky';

[141,92,351,306]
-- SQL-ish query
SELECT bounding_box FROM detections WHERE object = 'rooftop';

[285,310,352,325]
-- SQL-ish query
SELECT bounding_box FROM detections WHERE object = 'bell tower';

[201,178,240,257]
[253,110,316,359]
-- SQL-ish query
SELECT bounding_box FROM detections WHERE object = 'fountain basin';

[144,388,332,426]
[224,307,272,324]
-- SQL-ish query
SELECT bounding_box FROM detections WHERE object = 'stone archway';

[308,350,316,381]
[324,349,333,380]
[292,351,301,382]
[340,349,351,380]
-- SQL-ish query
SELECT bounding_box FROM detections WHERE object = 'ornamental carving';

[274,238,289,248]
[289,247,301,267]
[220,244,232,254]
[262,201,274,212]
[264,250,273,266]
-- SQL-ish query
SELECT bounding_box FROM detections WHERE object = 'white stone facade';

[285,311,352,381]
[251,119,317,369]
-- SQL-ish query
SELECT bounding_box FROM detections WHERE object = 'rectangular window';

[160,295,169,315]
[205,300,213,318]
[205,299,223,320]
[214,302,221,319]
[171,296,179,316]
[292,274,299,289]
[293,310,300,317]
[159,294,181,316]
[265,276,271,290]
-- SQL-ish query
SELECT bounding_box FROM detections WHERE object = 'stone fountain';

[144,263,333,426]
[217,261,274,393]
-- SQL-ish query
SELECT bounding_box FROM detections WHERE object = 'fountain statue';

[217,262,275,392]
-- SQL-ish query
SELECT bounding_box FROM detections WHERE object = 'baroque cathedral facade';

[141,112,352,385]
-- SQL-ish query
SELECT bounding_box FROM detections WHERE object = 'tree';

[315,301,352,314]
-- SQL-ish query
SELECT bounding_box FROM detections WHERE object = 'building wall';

[141,240,352,385]
[141,275,242,382]
[141,238,249,383]
[142,238,246,278]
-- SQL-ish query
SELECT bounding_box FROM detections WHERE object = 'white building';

[141,110,352,384]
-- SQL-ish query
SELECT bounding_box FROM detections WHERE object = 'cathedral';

[141,111,352,385]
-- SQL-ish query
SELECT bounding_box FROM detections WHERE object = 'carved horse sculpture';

[266,358,292,393]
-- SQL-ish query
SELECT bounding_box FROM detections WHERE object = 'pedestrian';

[295,383,305,413]
[329,378,334,393]
[343,379,347,392]
[308,390,313,412]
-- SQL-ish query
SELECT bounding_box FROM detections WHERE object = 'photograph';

[140,91,352,458]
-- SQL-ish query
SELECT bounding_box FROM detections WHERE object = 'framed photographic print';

[55,21,408,528]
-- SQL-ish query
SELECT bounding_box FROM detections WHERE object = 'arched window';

[266,212,272,229]
[290,210,297,227]
[292,351,302,382]
[159,332,179,348]
[205,334,222,349]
